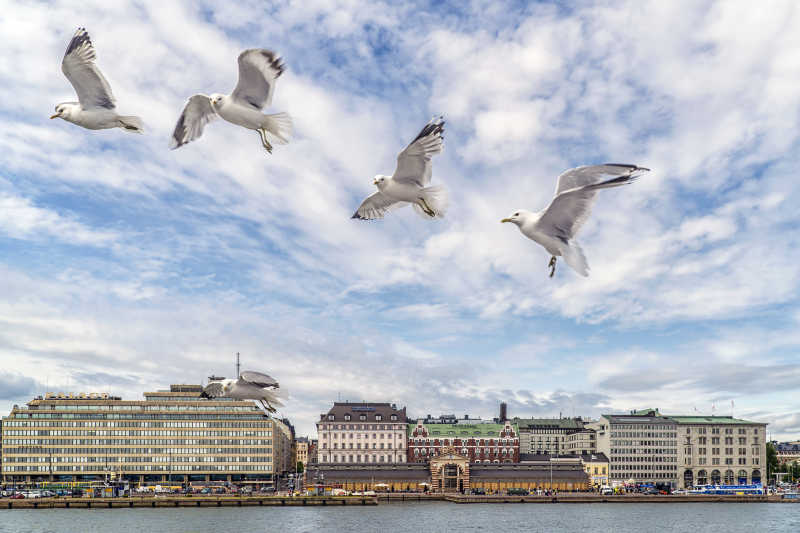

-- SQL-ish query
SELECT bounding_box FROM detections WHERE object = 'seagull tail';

[118,115,144,134]
[560,241,590,277]
[413,185,449,219]
[261,112,293,144]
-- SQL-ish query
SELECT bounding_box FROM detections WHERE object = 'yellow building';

[580,453,609,487]
[295,437,309,467]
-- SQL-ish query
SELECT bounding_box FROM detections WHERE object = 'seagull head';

[500,210,530,226]
[209,93,225,107]
[373,175,388,189]
[50,103,73,120]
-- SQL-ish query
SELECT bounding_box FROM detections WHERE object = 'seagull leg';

[549,256,557,278]
[418,197,436,217]
[258,128,273,154]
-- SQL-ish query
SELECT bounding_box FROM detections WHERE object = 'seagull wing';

[230,49,284,110]
[393,117,445,187]
[351,192,407,220]
[554,164,648,196]
[539,165,648,241]
[169,95,218,149]
[202,381,225,398]
[239,370,279,388]
[61,28,116,110]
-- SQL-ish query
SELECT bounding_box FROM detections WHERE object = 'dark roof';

[514,418,584,430]
[320,402,407,422]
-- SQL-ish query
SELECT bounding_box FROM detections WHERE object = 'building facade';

[597,409,767,488]
[316,402,407,464]
[775,441,800,465]
[673,416,766,488]
[1,385,276,486]
[407,420,520,463]
[272,418,294,478]
[515,418,588,455]
[598,409,679,486]
[307,449,588,493]
[295,437,309,468]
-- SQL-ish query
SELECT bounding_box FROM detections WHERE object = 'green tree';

[296,461,304,474]
[767,442,780,482]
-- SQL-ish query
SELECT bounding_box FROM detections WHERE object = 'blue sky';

[1,0,799,439]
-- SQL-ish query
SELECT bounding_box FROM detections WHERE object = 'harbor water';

[1,502,799,532]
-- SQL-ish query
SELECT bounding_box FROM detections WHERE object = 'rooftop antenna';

[236,352,240,379]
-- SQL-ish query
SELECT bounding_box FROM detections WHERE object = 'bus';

[688,484,764,495]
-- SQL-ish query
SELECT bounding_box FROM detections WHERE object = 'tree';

[296,461,304,474]
[767,442,780,482]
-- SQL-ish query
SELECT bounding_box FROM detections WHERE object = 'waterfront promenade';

[4,493,798,509]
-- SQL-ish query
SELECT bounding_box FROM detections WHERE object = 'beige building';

[597,409,767,488]
[567,428,598,455]
[272,418,294,477]
[674,416,766,488]
[295,437,309,468]
[317,402,407,464]
[515,417,589,455]
[1,385,277,486]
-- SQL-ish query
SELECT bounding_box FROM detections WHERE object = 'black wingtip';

[351,212,363,220]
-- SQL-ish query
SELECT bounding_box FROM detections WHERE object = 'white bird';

[50,28,143,133]
[352,117,448,220]
[200,371,286,413]
[170,49,292,154]
[501,164,649,278]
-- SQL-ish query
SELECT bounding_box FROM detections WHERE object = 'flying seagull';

[352,117,448,220]
[51,28,143,133]
[201,371,286,413]
[170,49,292,154]
[501,164,649,277]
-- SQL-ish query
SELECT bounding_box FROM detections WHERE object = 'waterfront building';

[316,402,408,464]
[597,409,679,486]
[597,408,767,488]
[580,453,609,487]
[1,385,277,487]
[515,417,588,455]
[307,447,588,493]
[295,437,309,468]
[673,415,766,488]
[775,441,800,464]
[407,420,520,463]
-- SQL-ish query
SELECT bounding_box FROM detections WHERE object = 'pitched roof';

[321,402,407,422]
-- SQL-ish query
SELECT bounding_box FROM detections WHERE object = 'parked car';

[471,488,486,495]
[507,488,529,496]
[600,486,614,495]
[10,493,25,499]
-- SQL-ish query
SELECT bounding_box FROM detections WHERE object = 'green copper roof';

[408,422,518,438]
[514,418,583,430]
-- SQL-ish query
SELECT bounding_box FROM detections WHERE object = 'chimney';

[500,402,508,423]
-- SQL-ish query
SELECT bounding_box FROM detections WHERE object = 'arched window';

[752,470,761,484]
[737,470,748,484]
[697,470,707,485]
[683,469,694,487]
[711,470,721,484]
[724,470,734,484]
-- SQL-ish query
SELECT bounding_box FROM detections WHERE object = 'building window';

[344,415,351,421]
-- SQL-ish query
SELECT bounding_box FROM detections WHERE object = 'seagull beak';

[373,179,379,185]
[50,114,58,119]
[500,218,512,223]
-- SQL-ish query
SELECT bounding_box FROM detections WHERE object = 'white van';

[600,486,614,495]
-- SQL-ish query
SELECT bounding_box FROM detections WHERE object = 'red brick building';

[407,420,520,463]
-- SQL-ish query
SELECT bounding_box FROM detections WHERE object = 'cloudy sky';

[1,0,799,439]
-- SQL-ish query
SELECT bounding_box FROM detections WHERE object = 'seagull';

[200,371,286,413]
[352,117,448,220]
[51,28,143,133]
[501,164,649,278]
[170,49,292,154]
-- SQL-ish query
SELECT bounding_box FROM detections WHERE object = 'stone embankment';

[3,495,378,509]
